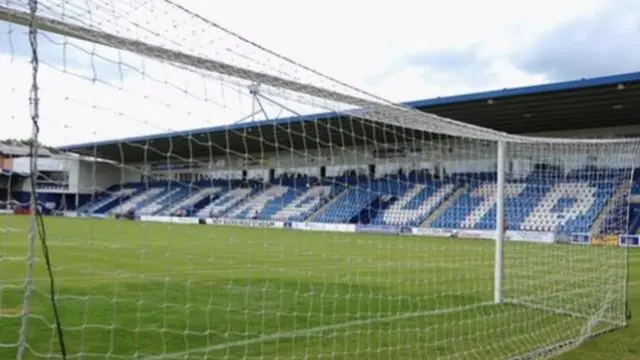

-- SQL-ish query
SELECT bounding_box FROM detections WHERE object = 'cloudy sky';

[0,0,638,147]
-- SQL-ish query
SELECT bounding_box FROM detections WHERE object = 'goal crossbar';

[0,4,540,142]
[3,4,640,146]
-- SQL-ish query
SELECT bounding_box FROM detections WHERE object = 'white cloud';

[0,0,635,146]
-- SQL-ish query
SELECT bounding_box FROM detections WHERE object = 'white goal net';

[0,1,638,359]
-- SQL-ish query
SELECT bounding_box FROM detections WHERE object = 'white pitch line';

[140,301,496,360]
[0,258,596,284]
[142,277,640,360]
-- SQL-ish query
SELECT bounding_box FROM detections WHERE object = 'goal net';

[0,0,637,359]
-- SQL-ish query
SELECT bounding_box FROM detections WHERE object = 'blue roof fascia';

[58,71,640,152]
[403,71,640,109]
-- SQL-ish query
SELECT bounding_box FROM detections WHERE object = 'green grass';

[0,215,638,359]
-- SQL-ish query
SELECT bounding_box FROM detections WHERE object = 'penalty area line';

[140,301,495,360]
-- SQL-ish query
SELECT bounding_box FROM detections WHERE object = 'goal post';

[0,0,638,359]
[495,139,507,305]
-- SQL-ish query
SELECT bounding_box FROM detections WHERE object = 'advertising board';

[291,222,355,233]
[410,227,452,237]
[590,234,619,247]
[408,227,554,244]
[508,231,555,244]
[139,215,200,225]
[355,224,400,234]
[205,218,284,228]
[570,233,591,245]
[620,235,640,247]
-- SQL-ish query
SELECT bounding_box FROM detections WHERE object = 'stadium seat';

[265,185,334,221]
[109,186,167,215]
[314,183,378,224]
[431,168,625,234]
[86,185,143,214]
[369,182,455,226]
[75,167,630,235]
[136,185,190,215]
[77,185,132,214]
[161,187,223,215]
[199,187,255,217]
[226,186,290,219]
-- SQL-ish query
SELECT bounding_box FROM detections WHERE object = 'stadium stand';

[270,185,334,221]
[227,185,290,219]
[365,179,455,227]
[42,69,639,240]
[161,187,222,215]
[136,185,189,215]
[77,186,137,214]
[430,167,627,234]
[197,186,256,218]
[41,72,638,243]
[109,186,167,215]
[233,184,335,221]
[313,184,378,224]
[70,165,637,236]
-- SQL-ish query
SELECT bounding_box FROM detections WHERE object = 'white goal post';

[0,1,639,360]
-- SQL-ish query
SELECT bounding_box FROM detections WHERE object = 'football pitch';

[0,216,639,359]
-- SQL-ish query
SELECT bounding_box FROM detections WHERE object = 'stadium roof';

[59,71,640,163]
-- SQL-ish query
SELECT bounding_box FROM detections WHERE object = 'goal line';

[141,301,495,360]
[138,294,622,360]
